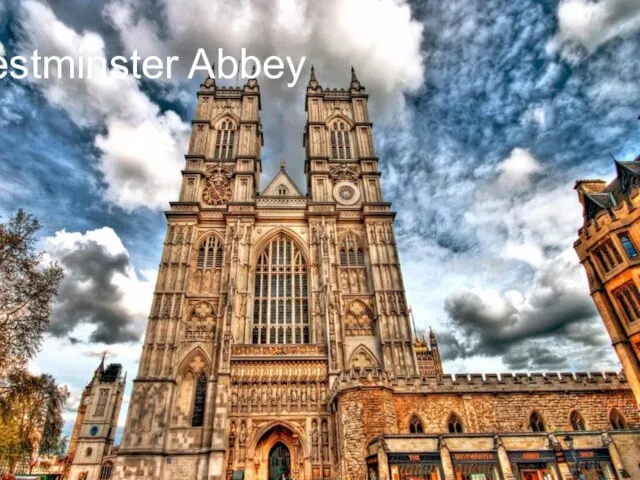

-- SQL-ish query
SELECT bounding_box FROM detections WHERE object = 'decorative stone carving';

[312,420,319,462]
[183,301,216,341]
[344,300,375,336]
[321,420,329,462]
[329,163,359,182]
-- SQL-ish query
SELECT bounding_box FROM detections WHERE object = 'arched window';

[214,119,236,160]
[409,414,424,434]
[529,411,546,432]
[100,462,113,479]
[252,234,308,344]
[609,409,628,430]
[191,373,207,427]
[330,121,351,159]
[339,232,368,293]
[197,235,224,269]
[277,185,289,196]
[447,414,464,434]
[570,410,586,431]
[85,447,93,457]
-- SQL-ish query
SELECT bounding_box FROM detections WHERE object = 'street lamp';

[563,435,585,480]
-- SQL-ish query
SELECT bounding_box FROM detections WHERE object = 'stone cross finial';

[280,159,286,170]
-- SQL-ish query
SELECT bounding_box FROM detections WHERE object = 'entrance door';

[269,442,291,480]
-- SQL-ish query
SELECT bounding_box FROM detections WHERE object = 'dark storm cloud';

[48,235,143,344]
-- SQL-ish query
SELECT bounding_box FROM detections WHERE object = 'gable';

[262,168,304,196]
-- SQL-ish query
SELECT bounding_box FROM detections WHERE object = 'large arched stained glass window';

[253,234,309,344]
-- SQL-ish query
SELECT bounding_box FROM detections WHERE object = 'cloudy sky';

[1,0,640,437]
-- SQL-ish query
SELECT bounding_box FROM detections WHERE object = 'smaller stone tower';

[414,328,443,378]
[574,155,640,406]
[67,358,125,480]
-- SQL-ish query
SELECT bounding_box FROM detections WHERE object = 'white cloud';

[495,148,543,190]
[555,0,640,56]
[17,0,188,210]
[103,0,426,185]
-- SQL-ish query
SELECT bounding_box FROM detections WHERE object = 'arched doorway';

[269,442,291,480]
[250,423,306,480]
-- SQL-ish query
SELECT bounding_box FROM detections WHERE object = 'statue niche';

[344,300,375,336]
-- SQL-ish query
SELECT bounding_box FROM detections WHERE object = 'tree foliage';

[0,210,67,473]
[0,209,63,375]
[0,371,69,472]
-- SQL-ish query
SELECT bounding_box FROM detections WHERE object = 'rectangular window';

[95,389,109,416]
[619,232,638,259]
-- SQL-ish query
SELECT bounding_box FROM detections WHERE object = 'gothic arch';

[408,413,424,434]
[325,112,354,129]
[529,410,546,432]
[247,420,308,460]
[172,348,211,427]
[446,412,464,433]
[177,346,211,377]
[347,344,379,370]
[251,227,310,267]
[191,232,225,294]
[344,300,375,336]
[211,112,241,128]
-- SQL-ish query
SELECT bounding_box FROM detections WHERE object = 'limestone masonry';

[67,69,640,480]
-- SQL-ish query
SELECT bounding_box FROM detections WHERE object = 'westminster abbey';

[66,69,640,480]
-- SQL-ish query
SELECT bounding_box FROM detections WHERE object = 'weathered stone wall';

[393,390,638,434]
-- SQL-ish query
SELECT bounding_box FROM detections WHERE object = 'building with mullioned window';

[68,69,640,480]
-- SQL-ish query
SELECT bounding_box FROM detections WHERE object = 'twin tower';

[68,68,438,480]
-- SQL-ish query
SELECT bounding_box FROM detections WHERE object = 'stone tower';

[67,359,125,480]
[574,156,640,405]
[111,68,420,480]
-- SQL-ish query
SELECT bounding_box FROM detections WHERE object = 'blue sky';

[1,0,639,437]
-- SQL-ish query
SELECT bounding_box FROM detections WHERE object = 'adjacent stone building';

[66,357,125,480]
[574,158,640,405]
[66,70,640,480]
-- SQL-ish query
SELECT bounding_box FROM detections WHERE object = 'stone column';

[494,436,515,480]
[602,433,626,478]
[439,438,455,480]
[376,442,390,480]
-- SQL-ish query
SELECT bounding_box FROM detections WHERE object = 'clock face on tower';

[202,164,233,206]
[202,178,232,206]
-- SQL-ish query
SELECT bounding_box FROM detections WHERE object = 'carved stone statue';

[239,422,247,461]
[321,420,329,461]
[312,420,319,462]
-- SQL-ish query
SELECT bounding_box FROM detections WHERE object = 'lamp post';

[563,435,584,480]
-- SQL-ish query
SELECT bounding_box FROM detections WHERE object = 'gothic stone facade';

[574,158,640,405]
[94,71,640,480]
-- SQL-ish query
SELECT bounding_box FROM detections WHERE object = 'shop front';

[451,452,501,480]
[508,451,559,480]
[388,453,443,480]
[565,449,616,480]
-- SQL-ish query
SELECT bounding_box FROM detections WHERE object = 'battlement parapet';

[327,369,629,404]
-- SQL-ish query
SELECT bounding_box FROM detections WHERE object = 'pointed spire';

[351,65,358,83]
[429,327,438,345]
[309,65,317,84]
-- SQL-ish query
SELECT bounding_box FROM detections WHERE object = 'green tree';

[0,209,63,375]
[0,371,69,472]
